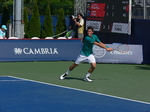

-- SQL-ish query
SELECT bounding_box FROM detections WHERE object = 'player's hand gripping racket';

[113,44,129,53]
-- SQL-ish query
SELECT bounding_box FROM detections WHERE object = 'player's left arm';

[94,42,113,51]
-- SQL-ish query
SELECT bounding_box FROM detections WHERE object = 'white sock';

[86,72,91,78]
[65,69,70,75]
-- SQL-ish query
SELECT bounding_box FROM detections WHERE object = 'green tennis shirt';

[81,34,101,56]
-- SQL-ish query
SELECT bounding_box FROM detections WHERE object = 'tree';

[56,8,66,37]
[24,7,29,38]
[42,3,53,38]
[1,6,10,25]
[28,2,41,38]
[1,0,13,5]
[29,0,73,5]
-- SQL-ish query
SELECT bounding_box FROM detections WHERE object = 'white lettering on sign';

[14,48,59,55]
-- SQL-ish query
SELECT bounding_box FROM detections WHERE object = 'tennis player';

[60,26,113,82]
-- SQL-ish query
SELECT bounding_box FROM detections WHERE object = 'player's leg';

[64,63,79,76]
[69,63,78,71]
[60,54,86,80]
[60,63,78,80]
[88,63,96,73]
[84,54,96,82]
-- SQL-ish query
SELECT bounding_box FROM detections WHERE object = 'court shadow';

[65,77,108,81]
[135,66,150,70]
[65,77,85,81]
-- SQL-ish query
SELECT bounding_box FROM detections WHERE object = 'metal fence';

[74,0,87,16]
[132,0,150,19]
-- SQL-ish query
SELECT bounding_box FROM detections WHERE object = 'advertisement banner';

[0,40,143,64]
[92,44,143,64]
[0,40,82,62]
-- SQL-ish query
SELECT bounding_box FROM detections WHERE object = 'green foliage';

[1,6,10,25]
[28,2,41,38]
[24,7,29,38]
[132,0,135,4]
[1,0,13,5]
[42,3,53,38]
[24,0,32,4]
[49,0,74,15]
[56,8,66,37]
[0,0,74,17]
[23,0,74,15]
[0,0,73,38]
[34,0,73,5]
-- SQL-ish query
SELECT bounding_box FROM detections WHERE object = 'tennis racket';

[113,44,129,53]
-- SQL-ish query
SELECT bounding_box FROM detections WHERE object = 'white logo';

[93,45,106,58]
[14,48,23,54]
[14,48,59,55]
[110,51,133,55]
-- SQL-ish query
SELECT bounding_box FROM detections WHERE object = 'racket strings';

[118,45,129,53]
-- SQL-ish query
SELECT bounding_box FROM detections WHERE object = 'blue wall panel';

[0,39,82,62]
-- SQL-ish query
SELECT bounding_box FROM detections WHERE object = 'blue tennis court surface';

[0,76,150,112]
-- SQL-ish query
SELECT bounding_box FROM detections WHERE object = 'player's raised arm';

[93,42,113,51]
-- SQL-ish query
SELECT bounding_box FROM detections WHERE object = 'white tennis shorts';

[75,54,96,64]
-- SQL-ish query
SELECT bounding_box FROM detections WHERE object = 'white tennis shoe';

[84,77,92,82]
[60,73,67,80]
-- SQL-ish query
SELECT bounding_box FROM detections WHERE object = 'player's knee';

[69,63,79,71]
[93,66,96,69]
[73,63,79,67]
[91,64,96,69]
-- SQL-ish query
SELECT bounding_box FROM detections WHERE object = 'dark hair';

[77,13,83,17]
[87,26,94,32]
[70,15,73,19]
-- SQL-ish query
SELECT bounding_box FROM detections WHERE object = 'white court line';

[0,80,23,82]
[7,75,150,105]
[0,76,24,82]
